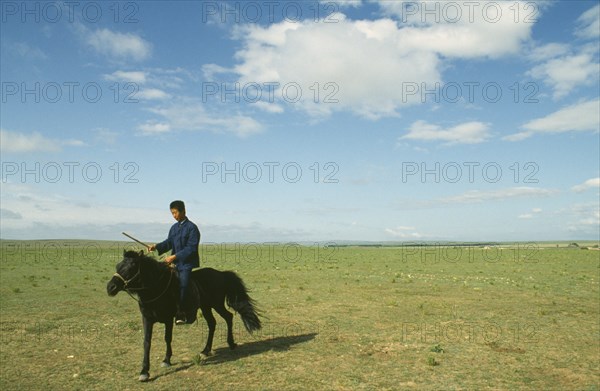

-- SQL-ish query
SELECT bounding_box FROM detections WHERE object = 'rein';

[113,269,141,289]
[115,265,176,304]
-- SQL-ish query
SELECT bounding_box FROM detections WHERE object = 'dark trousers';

[177,266,192,311]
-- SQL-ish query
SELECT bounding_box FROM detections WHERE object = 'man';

[148,200,200,325]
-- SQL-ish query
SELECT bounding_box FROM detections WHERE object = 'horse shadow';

[148,363,195,382]
[203,332,318,365]
[150,333,317,380]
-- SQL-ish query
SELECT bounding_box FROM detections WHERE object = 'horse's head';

[107,250,145,296]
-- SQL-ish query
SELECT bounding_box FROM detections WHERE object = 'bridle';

[113,263,175,304]
[113,268,142,290]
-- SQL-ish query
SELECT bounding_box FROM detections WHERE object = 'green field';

[1,240,598,390]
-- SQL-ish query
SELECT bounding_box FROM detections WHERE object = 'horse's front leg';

[161,318,174,368]
[140,316,153,382]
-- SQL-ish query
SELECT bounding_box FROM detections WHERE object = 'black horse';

[106,250,262,381]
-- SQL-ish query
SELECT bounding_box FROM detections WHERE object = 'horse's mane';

[124,250,172,274]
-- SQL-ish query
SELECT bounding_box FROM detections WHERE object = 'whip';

[121,232,170,264]
[122,232,150,248]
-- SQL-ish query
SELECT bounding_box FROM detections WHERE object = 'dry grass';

[0,241,598,390]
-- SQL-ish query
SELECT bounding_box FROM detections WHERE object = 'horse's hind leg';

[214,303,236,350]
[161,319,173,368]
[200,305,216,355]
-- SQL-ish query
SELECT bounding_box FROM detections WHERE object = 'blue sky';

[1,0,599,243]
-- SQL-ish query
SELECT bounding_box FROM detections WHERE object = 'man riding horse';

[148,200,200,325]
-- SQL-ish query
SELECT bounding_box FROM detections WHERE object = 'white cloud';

[0,129,84,153]
[145,100,263,138]
[137,121,171,135]
[502,132,531,142]
[572,177,600,193]
[104,70,148,83]
[526,5,599,100]
[145,67,191,89]
[438,187,558,205]
[213,3,535,119]
[504,99,600,141]
[103,68,190,101]
[385,226,422,239]
[395,187,558,211]
[0,208,22,219]
[253,101,285,113]
[136,88,171,100]
[227,16,440,119]
[565,202,600,236]
[323,0,362,9]
[400,120,491,145]
[101,68,263,137]
[0,183,323,241]
[518,207,542,219]
[1,129,60,153]
[527,43,570,62]
[376,1,535,57]
[93,128,119,145]
[202,64,232,81]
[146,67,193,89]
[0,183,166,236]
[575,4,600,40]
[6,41,47,60]
[82,26,152,61]
[576,210,600,228]
[63,139,86,147]
[527,51,599,99]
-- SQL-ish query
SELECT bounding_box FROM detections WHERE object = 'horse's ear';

[139,250,144,257]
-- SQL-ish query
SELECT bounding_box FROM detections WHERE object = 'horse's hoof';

[139,373,149,382]
[161,361,171,368]
[200,350,212,358]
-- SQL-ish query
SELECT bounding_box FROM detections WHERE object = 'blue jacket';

[156,218,200,270]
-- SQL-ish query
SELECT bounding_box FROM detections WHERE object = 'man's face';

[171,208,185,222]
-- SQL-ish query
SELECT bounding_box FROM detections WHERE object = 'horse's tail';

[223,271,262,333]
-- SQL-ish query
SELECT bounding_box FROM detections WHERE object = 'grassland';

[0,240,598,390]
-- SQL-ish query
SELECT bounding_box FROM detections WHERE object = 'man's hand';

[148,244,156,252]
[165,255,176,264]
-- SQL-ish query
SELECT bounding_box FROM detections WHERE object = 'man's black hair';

[170,200,185,213]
